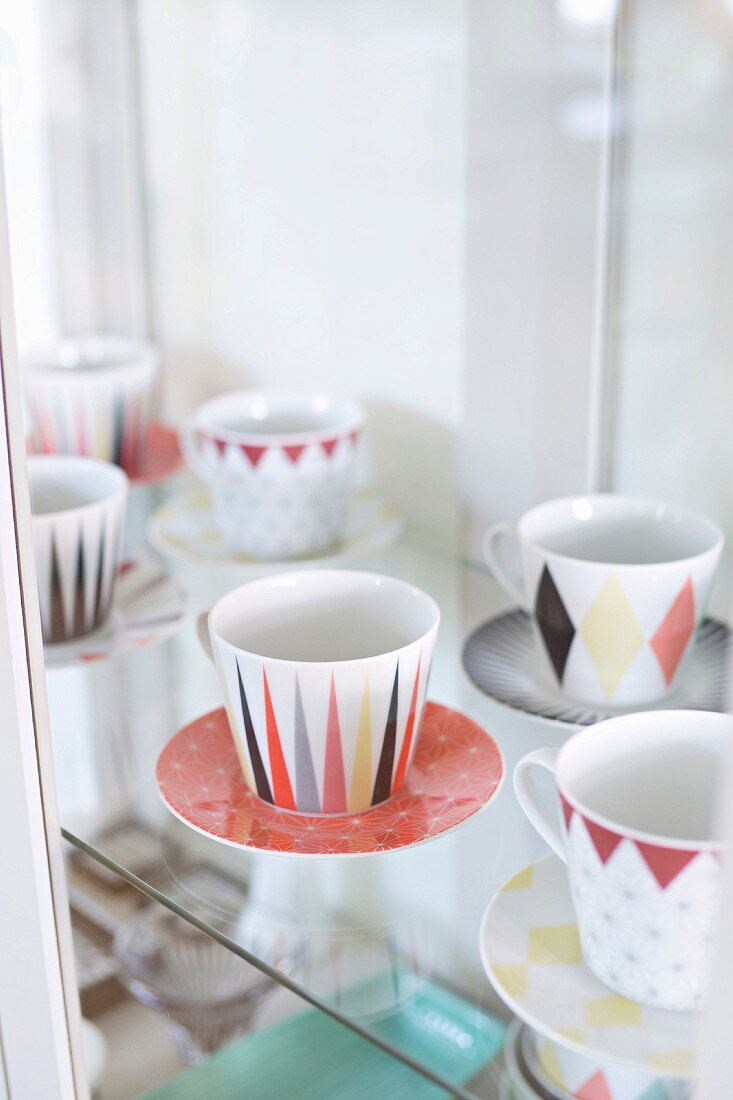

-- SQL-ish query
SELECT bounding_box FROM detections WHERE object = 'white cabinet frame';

[0,144,86,1097]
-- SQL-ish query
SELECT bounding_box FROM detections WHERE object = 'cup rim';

[208,569,440,668]
[28,455,128,523]
[192,388,365,447]
[556,709,732,852]
[517,493,724,571]
[22,334,160,375]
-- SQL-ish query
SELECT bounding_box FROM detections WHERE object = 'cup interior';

[29,456,128,518]
[210,571,439,663]
[558,710,733,844]
[197,390,364,442]
[520,494,722,566]
[23,334,158,374]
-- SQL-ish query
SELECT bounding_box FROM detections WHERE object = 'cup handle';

[196,612,214,663]
[179,418,210,481]
[513,747,566,862]
[482,522,529,611]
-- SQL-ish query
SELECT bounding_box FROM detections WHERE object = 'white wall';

[610,1,733,609]
[137,0,465,534]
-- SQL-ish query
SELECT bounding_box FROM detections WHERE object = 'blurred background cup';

[22,335,160,477]
[206,569,439,814]
[180,389,364,560]
[28,455,127,644]
[484,494,723,706]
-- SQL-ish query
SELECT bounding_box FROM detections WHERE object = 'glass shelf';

[53,474,559,1097]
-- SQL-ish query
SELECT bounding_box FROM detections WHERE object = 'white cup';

[181,389,365,561]
[29,455,128,644]
[484,494,723,706]
[22,335,160,477]
[206,570,439,814]
[514,710,733,1011]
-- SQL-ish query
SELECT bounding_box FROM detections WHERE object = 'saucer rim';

[146,486,404,570]
[463,609,730,730]
[156,700,505,860]
[478,854,698,1079]
[43,559,186,668]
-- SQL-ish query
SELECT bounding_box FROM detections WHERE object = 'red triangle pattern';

[583,816,623,864]
[560,794,574,832]
[650,575,695,684]
[322,675,347,813]
[283,444,305,464]
[575,1070,612,1100]
[200,436,352,465]
[262,671,295,810]
[241,444,266,467]
[391,656,421,794]
[635,842,698,889]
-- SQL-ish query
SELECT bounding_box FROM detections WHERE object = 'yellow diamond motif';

[501,864,535,892]
[579,574,645,699]
[491,964,528,999]
[528,924,581,965]
[584,994,642,1028]
[647,1050,696,1075]
[539,1039,568,1090]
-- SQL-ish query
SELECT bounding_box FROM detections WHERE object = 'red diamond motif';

[650,576,695,684]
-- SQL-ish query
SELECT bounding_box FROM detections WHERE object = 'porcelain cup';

[484,494,723,707]
[514,710,733,1011]
[181,389,364,560]
[22,335,160,477]
[28,455,128,644]
[205,570,439,814]
[521,1026,689,1100]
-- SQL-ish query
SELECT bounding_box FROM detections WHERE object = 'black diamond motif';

[535,565,576,683]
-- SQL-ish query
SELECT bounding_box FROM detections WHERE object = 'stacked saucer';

[501,1017,690,1100]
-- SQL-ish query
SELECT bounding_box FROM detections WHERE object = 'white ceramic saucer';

[44,561,187,669]
[147,487,403,571]
[463,610,730,728]
[479,856,698,1079]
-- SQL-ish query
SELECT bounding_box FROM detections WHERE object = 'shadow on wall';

[361,399,458,546]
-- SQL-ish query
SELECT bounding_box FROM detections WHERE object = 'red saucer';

[26,423,183,486]
[130,423,183,485]
[156,701,504,858]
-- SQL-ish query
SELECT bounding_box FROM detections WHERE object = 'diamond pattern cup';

[484,494,723,706]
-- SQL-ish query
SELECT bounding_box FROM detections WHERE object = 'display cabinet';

[0,2,732,1097]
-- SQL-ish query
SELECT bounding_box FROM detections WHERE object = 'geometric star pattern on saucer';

[156,701,504,858]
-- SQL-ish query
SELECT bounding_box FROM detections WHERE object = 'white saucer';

[44,561,187,669]
[479,856,698,1079]
[147,487,403,571]
[463,610,730,728]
